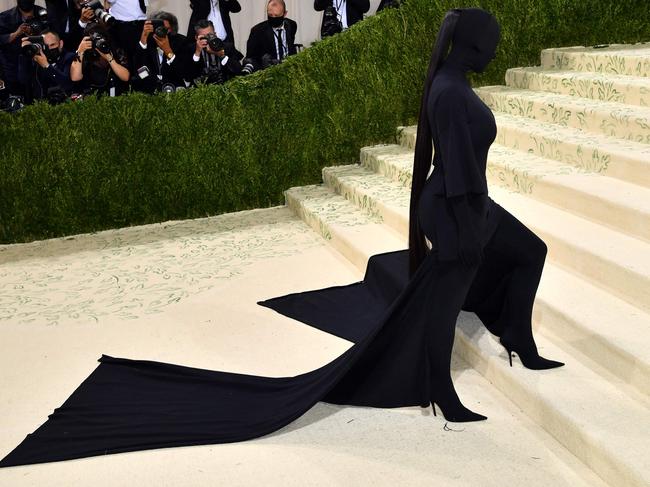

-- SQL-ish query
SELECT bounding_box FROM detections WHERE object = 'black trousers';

[424,205,548,392]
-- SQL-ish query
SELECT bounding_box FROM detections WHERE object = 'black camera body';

[321,6,342,38]
[27,8,49,35]
[80,0,115,26]
[149,19,168,38]
[21,35,45,57]
[202,33,224,53]
[90,32,111,54]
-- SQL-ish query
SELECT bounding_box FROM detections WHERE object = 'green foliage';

[1,0,648,243]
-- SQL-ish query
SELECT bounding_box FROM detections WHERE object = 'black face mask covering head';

[446,8,500,73]
[268,15,285,28]
[17,0,35,12]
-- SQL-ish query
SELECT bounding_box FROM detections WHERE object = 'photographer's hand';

[153,34,172,57]
[77,36,92,55]
[140,20,153,45]
[194,36,207,57]
[33,47,49,68]
[10,23,31,43]
[80,7,95,23]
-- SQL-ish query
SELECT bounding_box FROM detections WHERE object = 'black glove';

[449,194,484,267]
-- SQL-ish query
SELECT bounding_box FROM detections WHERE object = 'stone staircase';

[284,43,650,487]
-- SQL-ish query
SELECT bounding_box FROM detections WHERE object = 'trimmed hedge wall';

[1,0,648,243]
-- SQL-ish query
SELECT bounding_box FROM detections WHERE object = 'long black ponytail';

[408,9,461,276]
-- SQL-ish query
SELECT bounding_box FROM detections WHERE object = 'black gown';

[0,65,510,469]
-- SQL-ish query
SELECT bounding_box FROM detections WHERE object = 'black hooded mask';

[445,8,500,73]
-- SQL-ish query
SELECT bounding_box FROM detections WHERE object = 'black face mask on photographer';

[44,46,61,64]
[17,0,35,12]
[267,15,284,28]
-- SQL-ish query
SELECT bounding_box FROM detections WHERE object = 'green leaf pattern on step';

[476,87,650,143]
[285,184,383,239]
[507,67,648,107]
[0,208,323,326]
[541,43,650,78]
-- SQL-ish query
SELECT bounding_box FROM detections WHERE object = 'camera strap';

[138,0,147,14]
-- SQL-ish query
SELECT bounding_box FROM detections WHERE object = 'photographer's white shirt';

[106,0,147,21]
[207,0,228,40]
[334,0,348,29]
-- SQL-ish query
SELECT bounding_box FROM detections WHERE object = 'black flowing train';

[0,200,545,468]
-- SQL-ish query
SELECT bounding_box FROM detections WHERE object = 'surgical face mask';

[17,0,35,12]
[44,46,61,64]
[267,15,284,28]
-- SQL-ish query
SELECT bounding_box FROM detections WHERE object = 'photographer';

[0,0,49,97]
[187,0,240,47]
[45,0,84,48]
[188,18,242,86]
[132,11,189,93]
[245,0,297,71]
[78,0,146,71]
[314,0,369,38]
[18,28,74,103]
[70,22,129,96]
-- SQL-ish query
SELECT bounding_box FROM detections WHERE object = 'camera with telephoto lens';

[201,33,224,52]
[80,0,115,26]
[27,8,49,34]
[149,19,168,38]
[89,32,111,54]
[21,35,45,57]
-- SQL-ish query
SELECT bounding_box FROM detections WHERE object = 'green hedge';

[1,0,648,243]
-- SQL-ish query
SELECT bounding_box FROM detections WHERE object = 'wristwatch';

[165,51,174,60]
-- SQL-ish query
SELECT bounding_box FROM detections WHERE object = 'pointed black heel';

[430,381,487,422]
[500,336,564,370]
[431,397,487,422]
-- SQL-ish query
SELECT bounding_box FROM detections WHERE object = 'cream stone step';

[360,142,650,243]
[534,263,650,400]
[322,162,650,315]
[454,314,650,487]
[484,144,650,242]
[284,184,405,271]
[467,114,650,189]
[541,43,650,77]
[285,181,650,487]
[475,86,650,144]
[505,67,650,107]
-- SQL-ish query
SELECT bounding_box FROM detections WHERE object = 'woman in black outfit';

[0,7,563,469]
[407,7,564,421]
